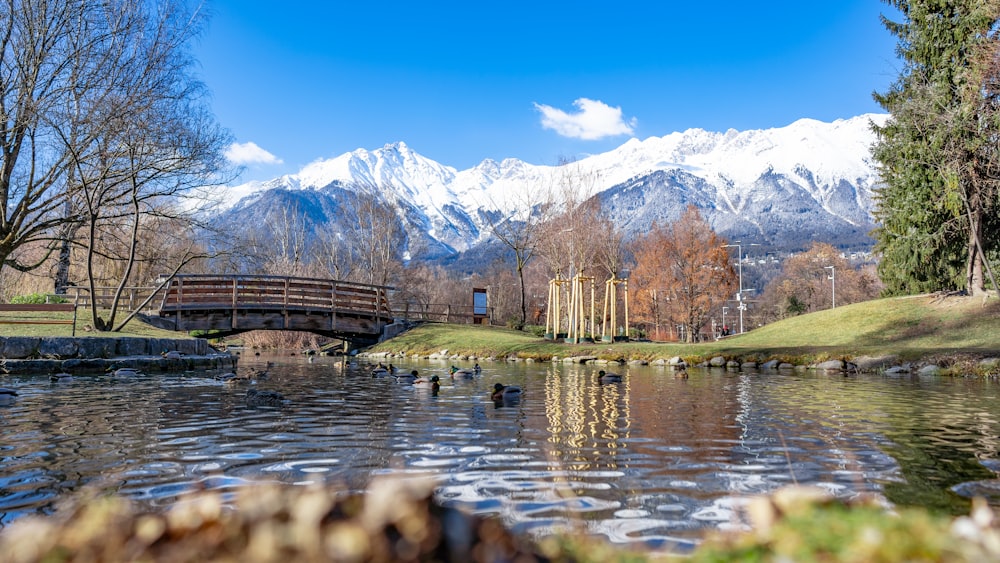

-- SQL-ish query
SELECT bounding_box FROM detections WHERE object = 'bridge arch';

[151,274,395,345]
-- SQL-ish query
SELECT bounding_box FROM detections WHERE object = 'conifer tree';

[872,0,1000,296]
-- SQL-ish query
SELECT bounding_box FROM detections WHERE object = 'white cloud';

[534,98,637,140]
[225,141,283,166]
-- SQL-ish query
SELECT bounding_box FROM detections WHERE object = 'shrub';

[524,324,547,337]
[10,293,66,304]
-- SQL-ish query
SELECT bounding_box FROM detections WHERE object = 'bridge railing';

[53,277,494,327]
[391,302,494,324]
[57,286,161,311]
[156,274,393,321]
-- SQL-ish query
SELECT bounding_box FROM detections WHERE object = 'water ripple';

[1,360,998,551]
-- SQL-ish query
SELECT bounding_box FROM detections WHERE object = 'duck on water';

[413,375,441,391]
[108,366,142,378]
[246,388,286,407]
[598,370,623,383]
[371,363,397,377]
[394,370,420,383]
[0,387,17,405]
[491,383,522,402]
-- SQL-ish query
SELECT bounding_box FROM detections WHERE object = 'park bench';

[0,303,77,336]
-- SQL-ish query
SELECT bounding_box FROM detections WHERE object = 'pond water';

[2,356,1000,553]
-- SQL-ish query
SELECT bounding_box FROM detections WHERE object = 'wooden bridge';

[149,274,395,344]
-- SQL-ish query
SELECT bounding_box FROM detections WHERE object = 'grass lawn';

[4,293,997,367]
[0,308,184,339]
[369,293,1000,365]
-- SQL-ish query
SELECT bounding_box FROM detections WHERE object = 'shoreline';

[0,336,236,375]
[357,347,977,376]
[358,322,1000,378]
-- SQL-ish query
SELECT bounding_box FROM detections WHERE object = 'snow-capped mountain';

[215,114,887,262]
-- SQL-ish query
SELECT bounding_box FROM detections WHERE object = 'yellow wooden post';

[566,274,579,342]
[609,279,616,342]
[623,279,630,339]
[590,277,597,340]
[601,279,610,340]
[545,280,553,336]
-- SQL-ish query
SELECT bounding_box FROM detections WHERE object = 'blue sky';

[195,1,901,183]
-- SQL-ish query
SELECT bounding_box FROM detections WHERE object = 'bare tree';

[59,1,230,330]
[343,189,405,287]
[0,0,230,329]
[312,228,354,281]
[533,166,606,277]
[263,203,312,277]
[0,0,84,274]
[482,175,557,328]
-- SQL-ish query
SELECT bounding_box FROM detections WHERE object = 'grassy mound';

[370,294,1000,367]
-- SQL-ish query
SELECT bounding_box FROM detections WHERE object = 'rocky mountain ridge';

[216,113,888,263]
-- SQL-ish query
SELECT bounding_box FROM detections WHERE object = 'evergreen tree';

[872,0,1000,296]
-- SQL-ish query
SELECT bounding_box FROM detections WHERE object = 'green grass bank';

[367,293,1000,372]
[0,309,182,339]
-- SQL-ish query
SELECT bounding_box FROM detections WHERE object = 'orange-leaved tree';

[758,242,881,320]
[629,206,737,342]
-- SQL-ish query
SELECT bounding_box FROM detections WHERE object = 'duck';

[674,370,689,379]
[598,370,623,383]
[450,366,475,379]
[491,383,522,402]
[248,367,270,380]
[0,387,17,405]
[413,375,441,391]
[474,363,482,374]
[394,370,419,384]
[161,350,184,360]
[216,371,250,384]
[371,363,391,377]
[50,372,74,383]
[108,365,142,377]
[246,388,285,407]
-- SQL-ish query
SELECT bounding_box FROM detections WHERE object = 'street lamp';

[825,266,836,309]
[723,241,759,334]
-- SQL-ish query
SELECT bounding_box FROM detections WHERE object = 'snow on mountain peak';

[572,113,887,191]
[219,114,889,253]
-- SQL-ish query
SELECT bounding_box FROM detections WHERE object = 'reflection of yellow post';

[602,277,630,342]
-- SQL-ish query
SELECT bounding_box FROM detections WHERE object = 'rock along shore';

[0,336,236,375]
[359,348,1000,377]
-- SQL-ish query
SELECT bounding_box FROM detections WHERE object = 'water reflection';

[1,358,999,553]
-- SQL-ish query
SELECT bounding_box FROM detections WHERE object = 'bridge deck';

[156,274,393,342]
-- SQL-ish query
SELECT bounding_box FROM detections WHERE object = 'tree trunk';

[53,238,74,295]
[966,196,986,296]
[516,261,527,329]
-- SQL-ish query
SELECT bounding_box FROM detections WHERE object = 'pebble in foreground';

[0,478,547,562]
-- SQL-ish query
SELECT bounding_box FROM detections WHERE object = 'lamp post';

[723,242,758,334]
[825,266,836,309]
